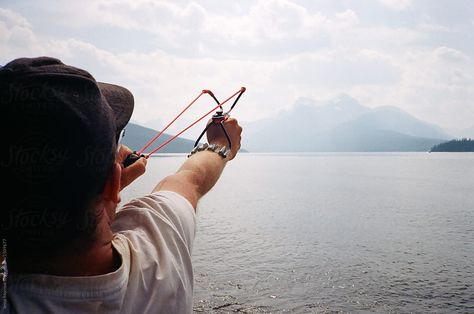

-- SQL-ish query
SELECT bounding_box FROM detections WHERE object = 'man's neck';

[10,241,120,276]
[9,212,121,277]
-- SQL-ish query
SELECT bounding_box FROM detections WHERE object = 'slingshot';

[123,87,246,167]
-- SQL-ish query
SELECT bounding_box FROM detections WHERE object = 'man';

[0,57,242,313]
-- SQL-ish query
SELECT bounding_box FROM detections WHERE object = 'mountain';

[141,118,163,132]
[121,123,195,153]
[243,94,368,151]
[430,139,474,152]
[320,124,444,152]
[242,94,449,152]
[345,106,450,139]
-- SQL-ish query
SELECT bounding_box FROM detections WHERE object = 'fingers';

[116,145,133,163]
[206,117,244,160]
[116,144,148,190]
[120,157,147,190]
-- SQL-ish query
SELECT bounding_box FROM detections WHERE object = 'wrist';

[188,143,231,159]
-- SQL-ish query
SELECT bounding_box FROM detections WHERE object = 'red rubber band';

[137,91,206,155]
[144,88,244,157]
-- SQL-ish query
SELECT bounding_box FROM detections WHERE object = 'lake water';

[121,153,474,313]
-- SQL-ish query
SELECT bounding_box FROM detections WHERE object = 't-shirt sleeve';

[111,190,196,253]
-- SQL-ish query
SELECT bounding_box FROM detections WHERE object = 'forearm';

[154,117,241,209]
[180,150,227,195]
[153,150,228,208]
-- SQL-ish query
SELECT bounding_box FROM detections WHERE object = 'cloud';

[352,46,474,129]
[14,1,363,59]
[334,9,359,28]
[0,8,40,61]
[1,2,473,131]
[277,49,400,90]
[0,8,30,27]
[378,0,412,11]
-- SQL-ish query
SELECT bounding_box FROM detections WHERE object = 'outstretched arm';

[153,118,242,209]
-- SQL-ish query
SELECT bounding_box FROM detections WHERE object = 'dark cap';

[0,56,134,140]
[0,57,134,255]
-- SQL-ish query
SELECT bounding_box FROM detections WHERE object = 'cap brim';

[97,82,134,138]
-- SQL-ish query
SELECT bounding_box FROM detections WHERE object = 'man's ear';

[102,163,122,204]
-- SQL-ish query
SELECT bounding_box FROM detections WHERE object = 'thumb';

[120,157,147,190]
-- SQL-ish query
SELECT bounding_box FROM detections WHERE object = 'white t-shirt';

[5,191,196,314]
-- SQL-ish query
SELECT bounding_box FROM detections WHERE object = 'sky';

[1,0,473,136]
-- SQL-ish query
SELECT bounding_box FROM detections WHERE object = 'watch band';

[188,143,231,159]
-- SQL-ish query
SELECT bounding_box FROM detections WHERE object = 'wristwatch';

[188,143,231,159]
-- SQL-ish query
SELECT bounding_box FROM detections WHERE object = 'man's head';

[0,57,134,258]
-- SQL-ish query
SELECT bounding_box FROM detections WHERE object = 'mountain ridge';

[242,95,449,152]
[121,123,195,153]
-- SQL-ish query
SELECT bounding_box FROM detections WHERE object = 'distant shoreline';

[430,138,474,152]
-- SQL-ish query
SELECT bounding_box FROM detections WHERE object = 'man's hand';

[206,117,242,160]
[116,145,147,190]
